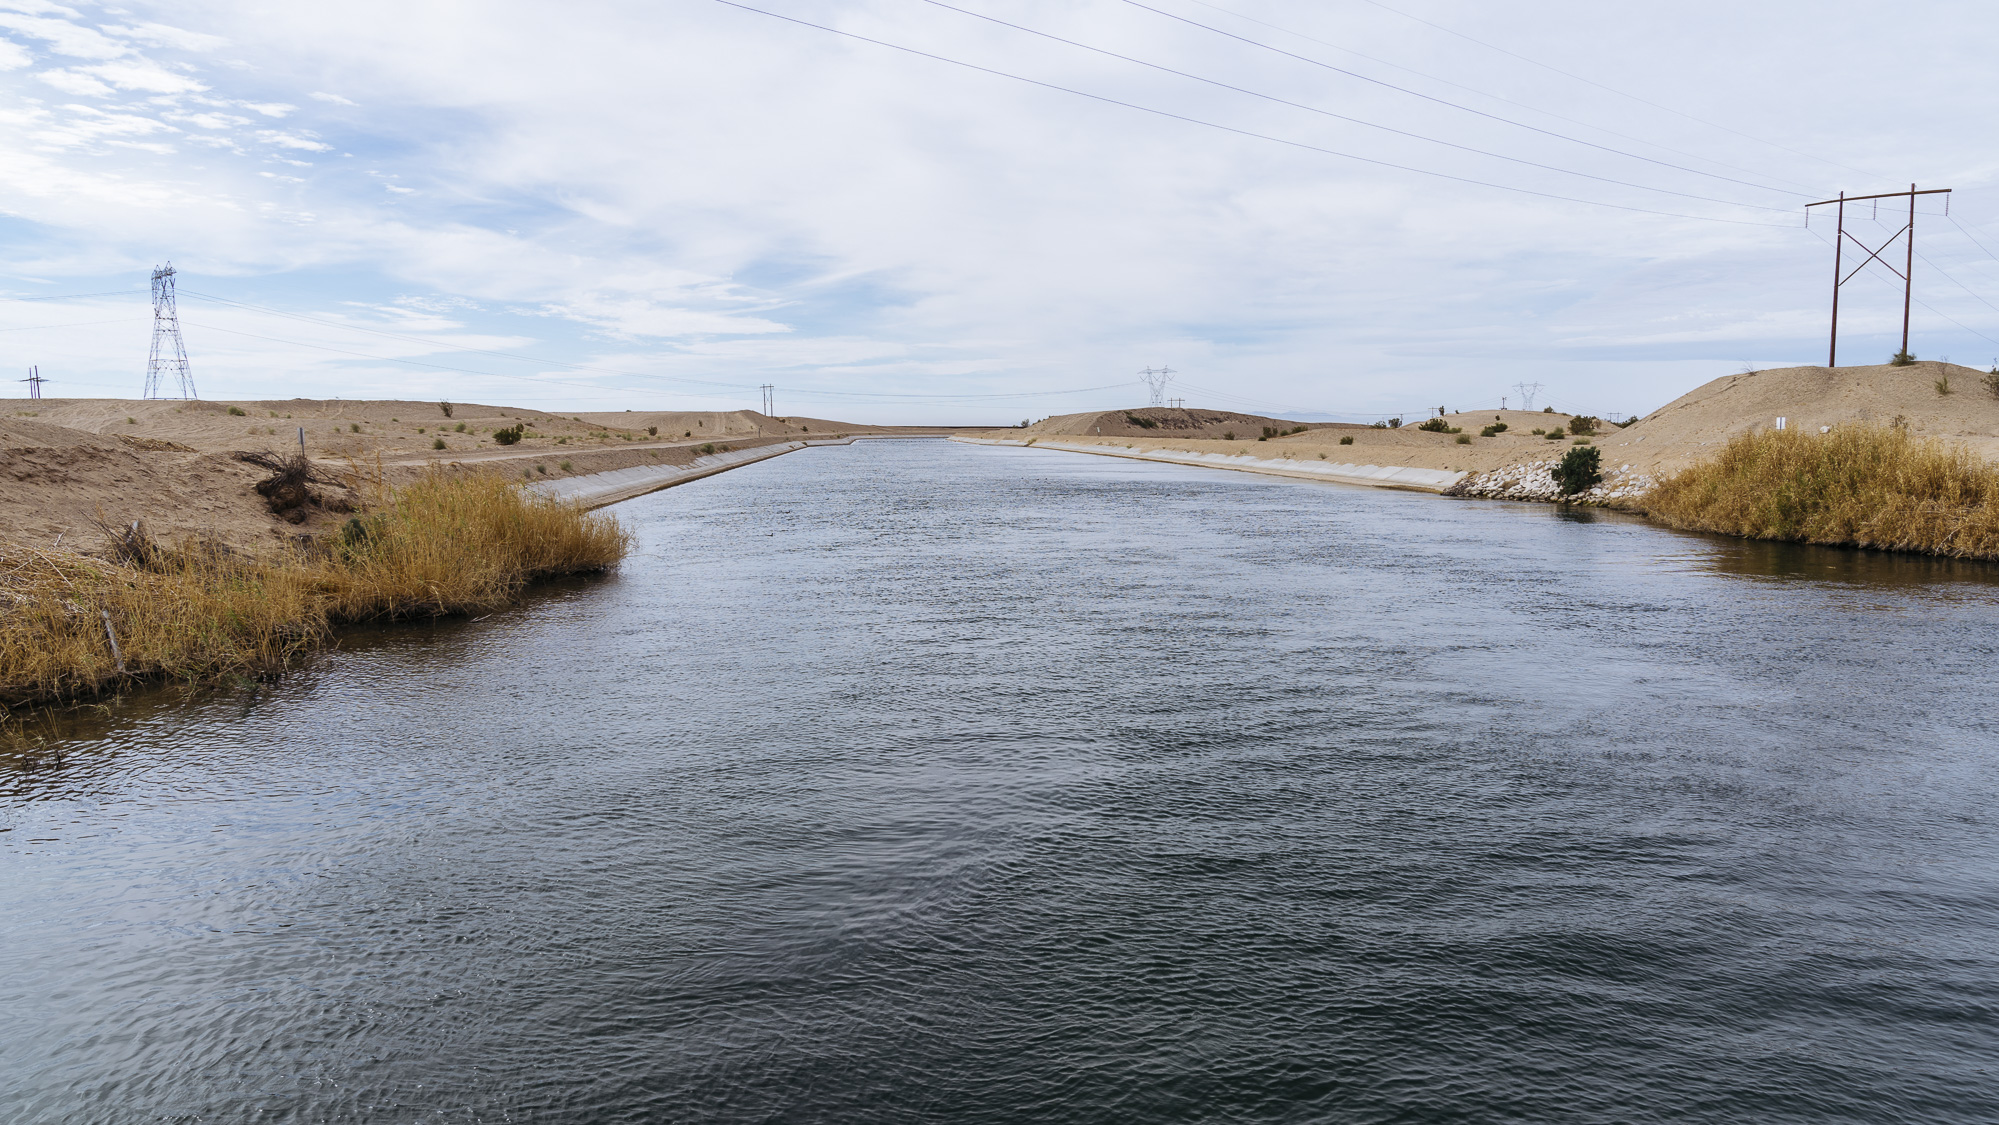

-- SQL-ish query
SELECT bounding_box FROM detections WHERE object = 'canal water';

[5,439,1998,1123]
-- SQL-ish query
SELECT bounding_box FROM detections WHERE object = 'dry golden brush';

[1645,424,1999,559]
[325,470,630,619]
[0,471,631,708]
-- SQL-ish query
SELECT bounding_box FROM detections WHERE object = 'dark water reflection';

[5,440,1999,1124]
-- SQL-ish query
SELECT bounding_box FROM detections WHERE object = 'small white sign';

[1775,417,1787,430]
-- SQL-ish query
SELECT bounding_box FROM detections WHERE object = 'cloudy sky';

[2,0,1996,422]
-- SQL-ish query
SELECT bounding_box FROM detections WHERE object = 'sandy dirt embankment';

[968,363,1999,508]
[1,397,945,553]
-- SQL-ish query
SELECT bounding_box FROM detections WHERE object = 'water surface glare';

[6,439,1999,1123]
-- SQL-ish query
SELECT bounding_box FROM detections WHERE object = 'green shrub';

[1455,434,1472,444]
[1553,445,1603,495]
[1568,416,1599,435]
[1891,350,1917,366]
[1126,413,1159,429]
[1544,427,1566,440]
[1936,375,1953,395]
[1416,417,1451,432]
[350,422,362,433]
[227,406,246,416]
[493,423,526,446]
[454,422,467,433]
[1339,435,1354,445]
[700,443,716,454]
[1222,431,1235,441]
[647,426,658,436]
[432,437,446,450]
[1479,423,1507,437]
[438,401,454,417]
[559,460,573,472]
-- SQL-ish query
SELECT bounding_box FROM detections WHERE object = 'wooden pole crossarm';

[1806,188,1950,208]
[1839,226,1909,285]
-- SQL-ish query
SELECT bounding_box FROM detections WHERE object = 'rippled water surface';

[6,439,1999,1123]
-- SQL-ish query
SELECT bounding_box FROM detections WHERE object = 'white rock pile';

[1444,460,1658,507]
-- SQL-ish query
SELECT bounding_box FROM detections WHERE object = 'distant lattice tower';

[1138,365,1175,408]
[144,263,197,400]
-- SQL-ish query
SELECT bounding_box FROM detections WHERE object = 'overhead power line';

[917,0,1791,213]
[711,0,1794,227]
[181,289,1130,401]
[0,290,146,302]
[1351,0,1883,182]
[1178,0,1823,194]
[183,318,1137,405]
[181,290,760,394]
[1111,0,1808,199]
[1948,214,1999,263]
[1806,227,1999,349]
[0,317,142,333]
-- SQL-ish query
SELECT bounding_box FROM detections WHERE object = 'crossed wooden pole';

[1805,184,1952,368]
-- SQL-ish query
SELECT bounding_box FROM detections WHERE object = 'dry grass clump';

[0,543,326,706]
[1645,424,1999,558]
[326,471,629,619]
[0,471,630,708]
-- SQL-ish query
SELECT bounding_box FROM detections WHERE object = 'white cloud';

[2,0,1996,419]
[81,58,204,93]
[173,111,249,129]
[35,66,108,95]
[0,36,31,69]
[254,128,329,151]
[535,295,792,339]
[103,21,228,52]
[0,12,127,59]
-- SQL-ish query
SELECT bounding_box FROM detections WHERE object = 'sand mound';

[1026,407,1349,440]
[0,417,305,551]
[1604,362,1999,477]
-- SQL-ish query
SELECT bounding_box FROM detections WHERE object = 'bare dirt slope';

[3,397,933,553]
[1024,407,1350,441]
[979,363,1999,488]
[986,407,1600,476]
[1598,362,1999,477]
[0,417,296,550]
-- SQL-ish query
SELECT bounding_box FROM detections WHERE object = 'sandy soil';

[12,362,1995,552]
[2,397,942,553]
[976,363,1999,487]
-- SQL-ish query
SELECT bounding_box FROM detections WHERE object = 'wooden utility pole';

[1805,185,1950,367]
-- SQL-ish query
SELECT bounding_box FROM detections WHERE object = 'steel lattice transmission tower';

[1512,382,1542,411]
[1138,365,1174,408]
[144,263,197,400]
